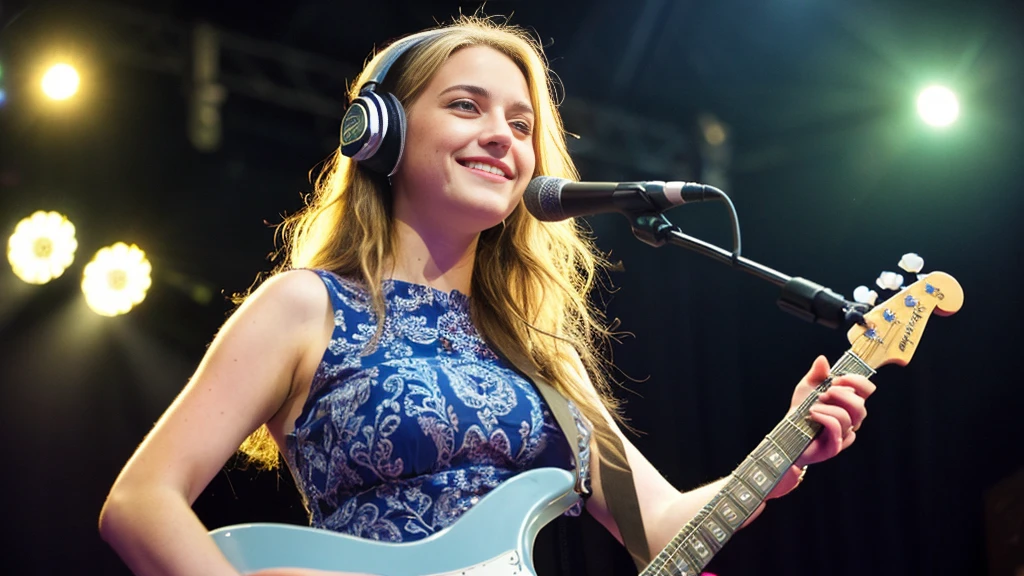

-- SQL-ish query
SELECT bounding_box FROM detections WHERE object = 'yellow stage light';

[7,211,78,284]
[41,63,80,100]
[917,85,959,128]
[81,243,152,317]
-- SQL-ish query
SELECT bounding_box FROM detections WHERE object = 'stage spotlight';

[7,211,78,284]
[81,243,152,317]
[41,63,80,100]
[0,88,6,107]
[917,85,959,128]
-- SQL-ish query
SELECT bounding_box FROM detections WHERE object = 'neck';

[388,217,479,295]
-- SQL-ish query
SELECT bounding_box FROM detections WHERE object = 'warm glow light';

[7,211,78,284]
[917,85,959,127]
[81,243,152,317]
[41,63,80,100]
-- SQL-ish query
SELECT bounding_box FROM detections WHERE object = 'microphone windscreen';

[524,176,571,221]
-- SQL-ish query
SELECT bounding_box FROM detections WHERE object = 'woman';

[99,15,874,576]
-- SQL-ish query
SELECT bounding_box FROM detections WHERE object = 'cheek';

[410,132,467,171]
[404,141,449,180]
[520,144,537,178]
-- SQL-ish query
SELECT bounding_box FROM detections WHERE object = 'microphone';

[523,176,720,222]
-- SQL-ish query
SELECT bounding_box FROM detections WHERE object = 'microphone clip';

[627,213,681,248]
[777,277,871,330]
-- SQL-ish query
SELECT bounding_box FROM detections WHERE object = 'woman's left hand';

[790,355,877,468]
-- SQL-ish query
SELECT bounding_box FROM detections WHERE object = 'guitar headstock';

[847,271,963,369]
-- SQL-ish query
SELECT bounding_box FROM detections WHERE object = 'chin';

[457,196,516,225]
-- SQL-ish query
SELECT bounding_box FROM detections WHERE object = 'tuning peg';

[898,253,924,273]
[853,285,879,305]
[876,271,904,291]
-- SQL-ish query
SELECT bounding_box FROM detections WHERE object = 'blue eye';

[449,100,478,112]
[511,121,533,135]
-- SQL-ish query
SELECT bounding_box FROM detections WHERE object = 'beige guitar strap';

[591,422,652,571]
[530,374,652,572]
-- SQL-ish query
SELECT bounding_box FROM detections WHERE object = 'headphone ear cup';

[359,91,407,177]
[342,91,382,158]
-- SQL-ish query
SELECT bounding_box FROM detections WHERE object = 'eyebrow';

[439,84,534,116]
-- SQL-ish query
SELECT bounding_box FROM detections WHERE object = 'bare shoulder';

[243,269,330,322]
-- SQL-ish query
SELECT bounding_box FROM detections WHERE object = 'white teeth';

[463,161,507,178]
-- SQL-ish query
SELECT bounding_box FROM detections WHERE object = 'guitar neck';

[640,351,877,576]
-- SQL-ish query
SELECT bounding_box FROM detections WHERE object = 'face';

[389,45,537,236]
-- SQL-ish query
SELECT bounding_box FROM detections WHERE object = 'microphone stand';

[626,209,870,331]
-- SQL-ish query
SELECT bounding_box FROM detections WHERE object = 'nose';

[479,111,513,152]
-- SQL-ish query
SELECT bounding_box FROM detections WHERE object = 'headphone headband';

[363,29,448,87]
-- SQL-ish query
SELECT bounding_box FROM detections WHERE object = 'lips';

[456,157,514,180]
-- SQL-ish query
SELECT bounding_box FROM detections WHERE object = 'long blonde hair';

[241,14,622,468]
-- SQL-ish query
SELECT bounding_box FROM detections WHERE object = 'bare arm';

[579,355,874,562]
[98,270,331,576]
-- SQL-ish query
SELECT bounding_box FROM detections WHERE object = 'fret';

[736,459,776,498]
[670,535,702,574]
[754,441,793,471]
[665,550,692,576]
[726,482,758,515]
[694,523,724,554]
[682,533,714,566]
[758,437,796,471]
[647,549,671,569]
[702,517,729,546]
[645,553,664,575]
[713,496,744,530]
[729,466,762,502]
[832,351,876,379]
[782,413,817,438]
[776,428,815,459]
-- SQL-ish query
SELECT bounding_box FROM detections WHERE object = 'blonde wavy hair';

[240,14,622,468]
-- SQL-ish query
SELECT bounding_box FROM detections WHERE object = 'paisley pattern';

[284,270,592,542]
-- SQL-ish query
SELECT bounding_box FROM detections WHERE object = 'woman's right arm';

[98,270,331,576]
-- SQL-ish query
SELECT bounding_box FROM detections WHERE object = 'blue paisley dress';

[283,270,592,542]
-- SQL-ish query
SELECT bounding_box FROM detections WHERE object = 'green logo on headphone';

[341,106,368,147]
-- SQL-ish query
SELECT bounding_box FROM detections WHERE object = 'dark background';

[1,0,1021,574]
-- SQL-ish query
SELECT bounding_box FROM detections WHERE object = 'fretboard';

[639,351,876,576]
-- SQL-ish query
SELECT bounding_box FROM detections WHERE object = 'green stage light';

[917,85,959,128]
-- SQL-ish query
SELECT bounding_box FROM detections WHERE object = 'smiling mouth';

[458,160,512,180]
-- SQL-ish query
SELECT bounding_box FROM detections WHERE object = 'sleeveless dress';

[283,270,592,542]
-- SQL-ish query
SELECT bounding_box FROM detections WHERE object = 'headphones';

[339,30,447,177]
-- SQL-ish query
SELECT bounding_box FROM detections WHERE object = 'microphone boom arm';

[626,209,869,331]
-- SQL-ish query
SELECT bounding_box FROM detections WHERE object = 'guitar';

[211,271,963,576]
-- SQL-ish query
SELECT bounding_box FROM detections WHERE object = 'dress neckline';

[385,277,470,301]
[381,277,471,313]
[321,270,472,312]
